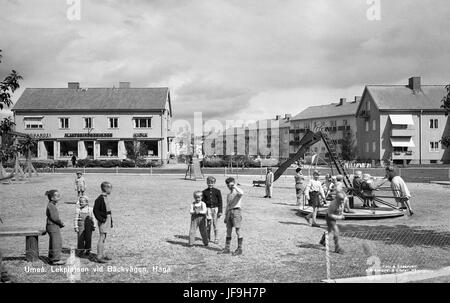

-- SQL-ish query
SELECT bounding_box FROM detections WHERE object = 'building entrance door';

[44,141,54,159]
[85,141,94,159]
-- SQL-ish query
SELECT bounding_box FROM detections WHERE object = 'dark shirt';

[46,202,64,232]
[93,194,108,223]
[202,187,223,214]
[352,177,363,193]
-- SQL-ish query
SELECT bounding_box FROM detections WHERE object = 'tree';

[0,50,23,181]
[441,85,450,148]
[341,130,357,161]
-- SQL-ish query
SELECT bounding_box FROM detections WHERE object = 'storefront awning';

[389,114,414,125]
[390,137,415,147]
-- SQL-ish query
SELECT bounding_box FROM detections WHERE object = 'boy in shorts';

[218,177,244,256]
[93,181,113,263]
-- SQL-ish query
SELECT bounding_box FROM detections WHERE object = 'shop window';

[139,141,159,157]
[59,141,78,157]
[100,141,118,157]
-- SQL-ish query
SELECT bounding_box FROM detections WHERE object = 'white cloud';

[1,0,450,123]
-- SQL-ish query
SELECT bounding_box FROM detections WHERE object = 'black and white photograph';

[1,0,450,291]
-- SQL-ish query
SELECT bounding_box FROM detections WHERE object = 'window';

[330,120,337,127]
[365,142,369,153]
[84,117,93,129]
[365,121,369,132]
[133,117,152,128]
[343,120,348,126]
[304,122,310,129]
[429,119,438,129]
[211,139,216,148]
[108,118,119,129]
[372,119,376,131]
[429,141,440,152]
[24,117,43,129]
[321,147,326,152]
[59,118,69,129]
[59,141,77,157]
[100,141,118,157]
[372,141,376,152]
[393,147,408,152]
[367,101,370,111]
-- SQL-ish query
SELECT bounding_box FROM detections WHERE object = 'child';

[75,171,86,198]
[386,167,414,215]
[74,196,96,257]
[331,175,354,213]
[361,174,379,208]
[0,250,13,283]
[189,191,209,246]
[304,171,326,227]
[294,168,306,206]
[93,182,113,263]
[45,190,66,265]
[319,192,346,254]
[219,177,244,256]
[264,168,274,198]
[1,215,14,283]
[202,176,223,244]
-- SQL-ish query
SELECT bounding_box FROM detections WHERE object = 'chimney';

[408,76,421,92]
[68,82,80,89]
[275,115,282,120]
[339,98,346,106]
[285,114,292,120]
[119,82,131,88]
[354,96,362,103]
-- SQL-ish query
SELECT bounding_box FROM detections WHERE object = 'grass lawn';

[1,174,450,283]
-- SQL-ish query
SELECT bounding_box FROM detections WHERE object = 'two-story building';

[12,82,175,164]
[289,97,360,159]
[355,76,449,165]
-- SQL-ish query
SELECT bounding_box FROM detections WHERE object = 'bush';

[100,160,122,168]
[54,160,68,168]
[120,159,136,167]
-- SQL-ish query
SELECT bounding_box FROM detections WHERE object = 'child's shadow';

[296,242,324,251]
[168,235,222,252]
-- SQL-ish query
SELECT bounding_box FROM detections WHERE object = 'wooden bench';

[252,180,266,187]
[0,228,46,262]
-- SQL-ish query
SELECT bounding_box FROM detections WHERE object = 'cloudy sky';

[1,0,450,125]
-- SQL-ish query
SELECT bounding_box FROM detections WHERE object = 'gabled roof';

[12,87,171,113]
[359,85,447,112]
[291,100,360,121]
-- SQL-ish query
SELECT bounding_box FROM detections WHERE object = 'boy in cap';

[202,176,223,244]
[305,170,326,227]
[75,171,86,198]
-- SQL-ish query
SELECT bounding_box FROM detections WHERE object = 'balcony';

[390,127,415,137]
[392,151,414,160]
